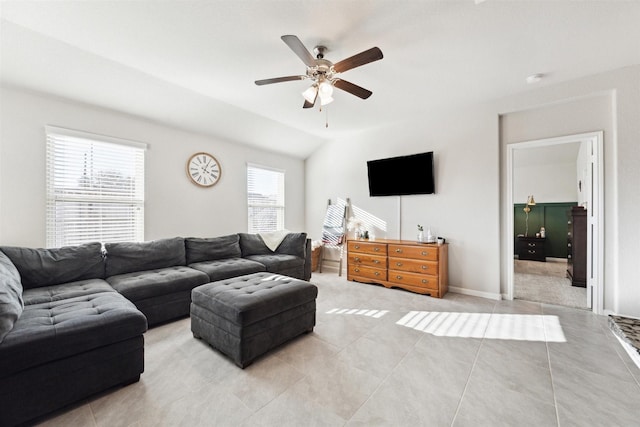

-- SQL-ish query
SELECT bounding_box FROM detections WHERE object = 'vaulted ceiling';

[2,1,639,158]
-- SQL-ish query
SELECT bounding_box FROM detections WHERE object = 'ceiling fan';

[255,35,383,109]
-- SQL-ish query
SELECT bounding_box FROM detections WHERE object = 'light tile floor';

[36,272,640,427]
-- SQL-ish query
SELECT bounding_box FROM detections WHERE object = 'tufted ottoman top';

[191,273,317,326]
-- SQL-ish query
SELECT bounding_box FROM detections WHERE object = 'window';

[247,164,285,233]
[46,126,146,247]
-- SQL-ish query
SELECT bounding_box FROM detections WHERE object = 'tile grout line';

[343,321,421,425]
[542,304,562,427]
[448,300,498,426]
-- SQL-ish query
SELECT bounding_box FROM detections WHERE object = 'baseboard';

[448,286,503,301]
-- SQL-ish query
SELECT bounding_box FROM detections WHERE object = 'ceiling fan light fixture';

[318,79,334,97]
[320,95,334,106]
[302,85,318,103]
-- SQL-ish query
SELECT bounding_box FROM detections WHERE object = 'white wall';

[306,65,640,317]
[306,105,501,300]
[0,86,306,247]
[513,161,577,204]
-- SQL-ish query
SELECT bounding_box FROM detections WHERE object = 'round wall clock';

[186,152,221,187]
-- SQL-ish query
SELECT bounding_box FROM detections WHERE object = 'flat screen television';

[367,151,435,196]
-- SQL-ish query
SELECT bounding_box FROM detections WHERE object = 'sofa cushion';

[0,251,23,344]
[106,266,209,303]
[185,235,241,264]
[0,243,105,289]
[245,254,304,272]
[189,257,266,282]
[238,233,273,257]
[22,279,115,306]
[275,232,307,259]
[105,237,186,277]
[0,292,147,378]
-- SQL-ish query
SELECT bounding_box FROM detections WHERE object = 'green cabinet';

[514,202,577,259]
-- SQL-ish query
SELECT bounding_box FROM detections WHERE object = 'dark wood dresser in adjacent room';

[517,236,546,262]
[567,206,587,287]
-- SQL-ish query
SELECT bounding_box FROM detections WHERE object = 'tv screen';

[367,152,435,196]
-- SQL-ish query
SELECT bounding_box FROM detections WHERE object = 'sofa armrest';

[304,238,312,281]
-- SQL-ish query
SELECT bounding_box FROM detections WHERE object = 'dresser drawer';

[388,269,438,290]
[522,240,544,250]
[348,241,387,255]
[388,257,438,275]
[349,264,387,281]
[388,244,438,261]
[348,253,387,268]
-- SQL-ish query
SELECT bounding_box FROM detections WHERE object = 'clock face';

[187,152,221,187]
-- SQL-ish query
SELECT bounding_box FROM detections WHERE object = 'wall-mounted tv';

[367,151,435,196]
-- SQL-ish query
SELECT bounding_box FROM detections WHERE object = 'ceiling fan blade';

[333,79,373,99]
[255,75,305,86]
[281,35,316,68]
[333,47,383,73]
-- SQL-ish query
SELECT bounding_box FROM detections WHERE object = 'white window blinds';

[45,126,146,248]
[247,164,285,233]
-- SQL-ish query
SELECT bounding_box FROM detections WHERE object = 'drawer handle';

[528,243,536,247]
[354,245,360,249]
[567,243,572,247]
[354,257,361,262]
[374,247,380,252]
[396,275,403,280]
[567,232,571,236]
[421,251,427,256]
[421,265,428,270]
[373,259,380,264]
[395,248,402,253]
[396,262,403,267]
[354,268,360,273]
[528,250,536,254]
[374,271,380,276]
[422,279,428,284]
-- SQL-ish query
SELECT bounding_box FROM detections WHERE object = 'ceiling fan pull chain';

[325,106,329,128]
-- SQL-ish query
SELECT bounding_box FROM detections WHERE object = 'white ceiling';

[1,1,639,158]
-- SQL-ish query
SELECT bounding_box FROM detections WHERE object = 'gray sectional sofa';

[0,232,310,427]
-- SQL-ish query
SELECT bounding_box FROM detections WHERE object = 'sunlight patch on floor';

[396,311,566,342]
[326,308,389,318]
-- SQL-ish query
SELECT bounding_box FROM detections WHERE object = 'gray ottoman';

[190,272,318,368]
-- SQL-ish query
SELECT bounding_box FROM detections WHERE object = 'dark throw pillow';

[105,237,186,277]
[0,242,105,289]
[185,235,241,264]
[276,232,308,259]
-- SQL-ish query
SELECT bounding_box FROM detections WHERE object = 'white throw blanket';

[259,229,291,252]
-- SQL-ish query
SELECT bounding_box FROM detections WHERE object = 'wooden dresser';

[517,236,546,262]
[347,239,448,298]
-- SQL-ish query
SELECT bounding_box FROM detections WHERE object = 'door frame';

[505,131,604,314]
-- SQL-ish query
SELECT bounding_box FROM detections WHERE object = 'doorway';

[506,132,603,314]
